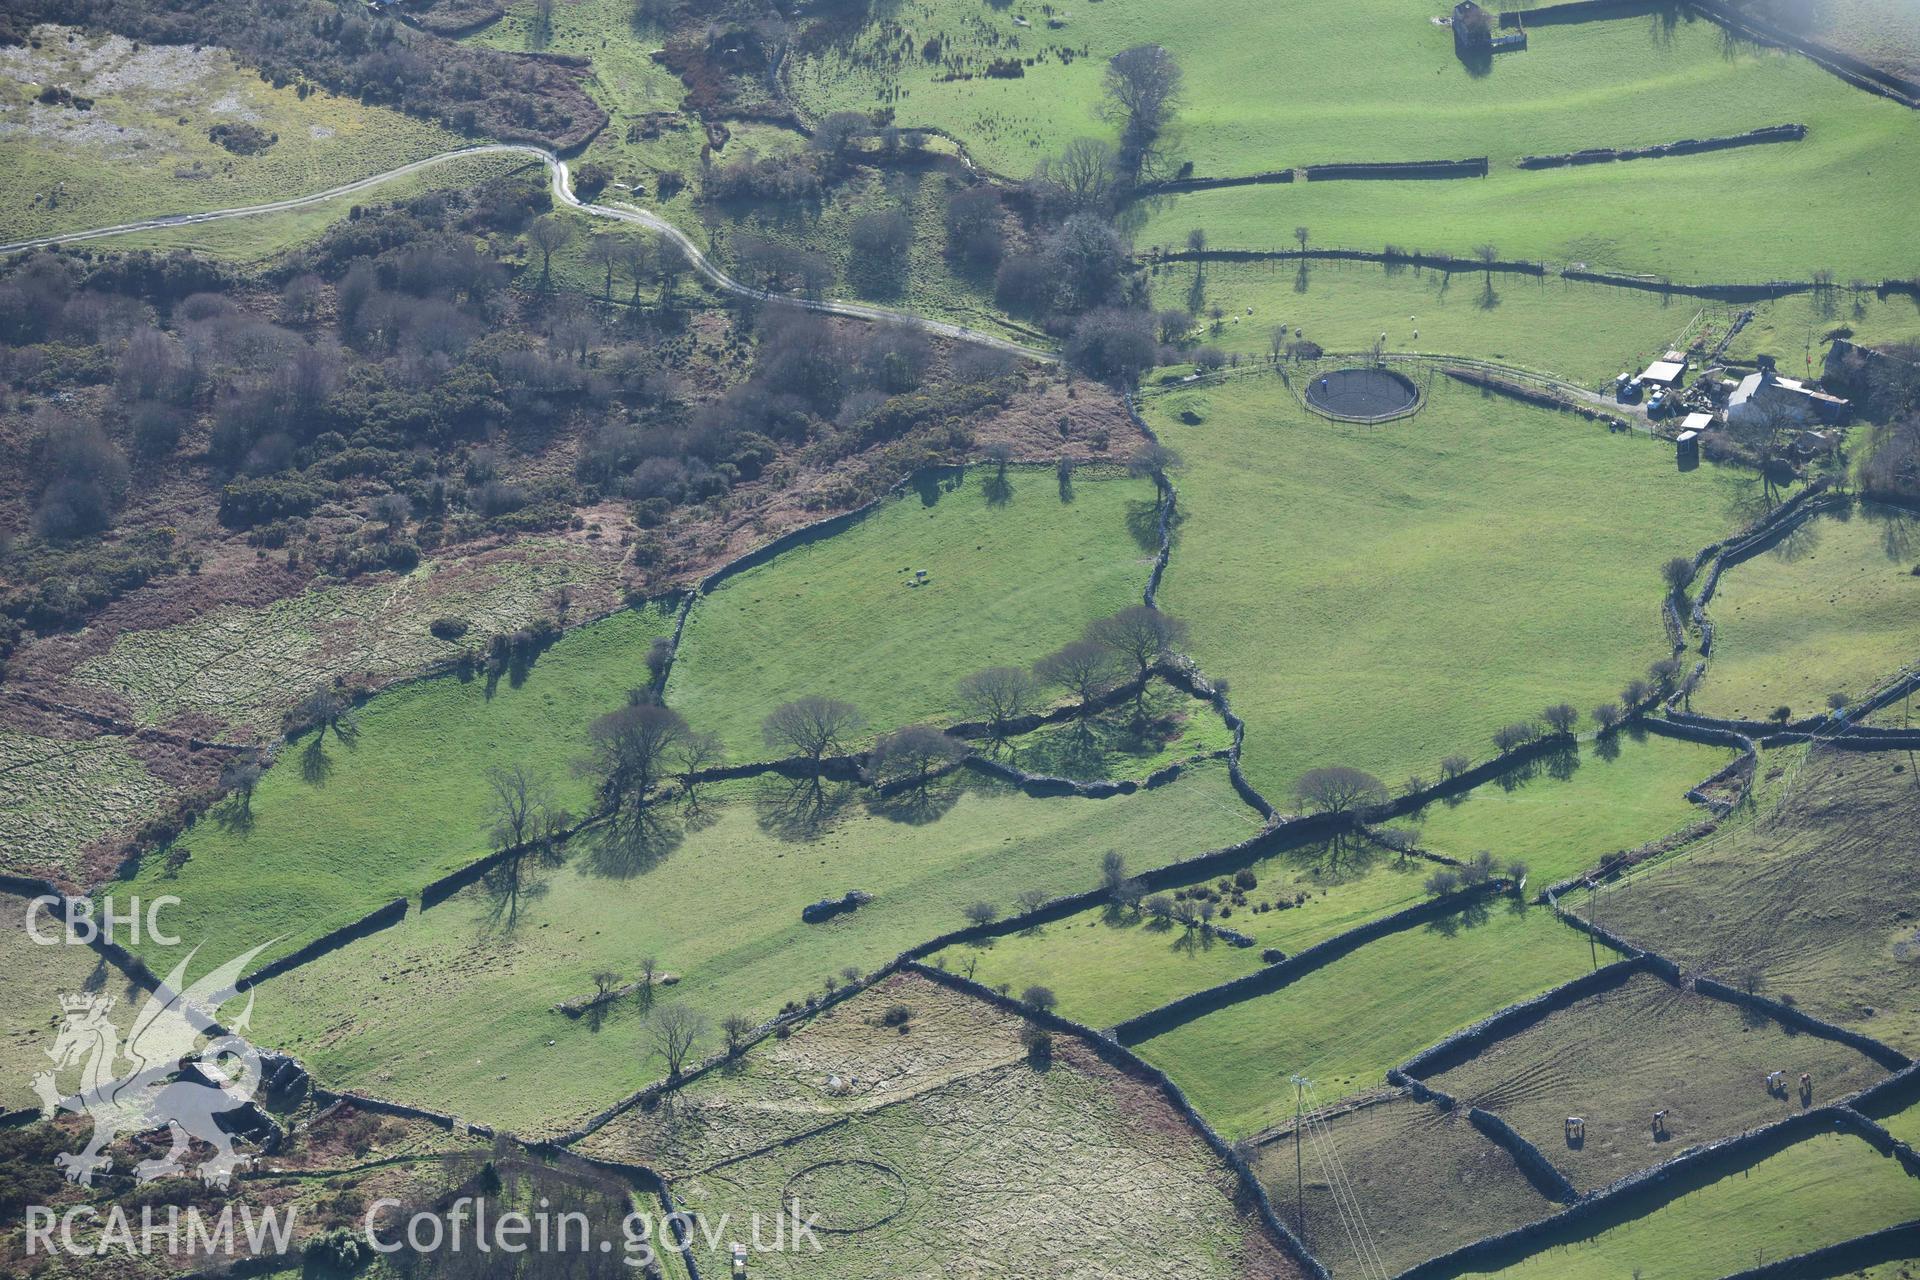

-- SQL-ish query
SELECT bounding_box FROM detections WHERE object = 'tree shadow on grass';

[865,776,964,827]
[1545,742,1582,784]
[582,808,684,880]
[300,735,335,786]
[1125,496,1168,553]
[1423,895,1491,938]
[212,796,256,837]
[754,776,857,843]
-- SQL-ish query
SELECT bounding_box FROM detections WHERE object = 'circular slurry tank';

[1303,367,1422,422]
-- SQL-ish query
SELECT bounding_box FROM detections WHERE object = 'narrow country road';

[0,144,1056,362]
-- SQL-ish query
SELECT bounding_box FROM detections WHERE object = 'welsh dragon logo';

[33,943,273,1187]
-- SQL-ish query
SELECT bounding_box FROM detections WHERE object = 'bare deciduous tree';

[721,1013,753,1058]
[957,666,1040,751]
[585,701,689,812]
[586,232,621,300]
[1103,43,1184,153]
[869,724,966,790]
[1036,137,1120,214]
[485,763,554,853]
[1492,721,1539,754]
[647,1003,709,1081]
[1035,639,1124,731]
[527,214,574,287]
[763,696,865,770]
[1086,606,1189,705]
[962,900,1000,927]
[1292,766,1388,820]
[1541,703,1579,735]
[1661,555,1696,598]
[673,730,725,807]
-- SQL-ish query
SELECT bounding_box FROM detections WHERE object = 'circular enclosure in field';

[781,1159,909,1234]
[1303,367,1422,422]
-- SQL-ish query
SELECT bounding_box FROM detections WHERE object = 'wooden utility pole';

[1290,1074,1308,1243]
[1585,881,1600,970]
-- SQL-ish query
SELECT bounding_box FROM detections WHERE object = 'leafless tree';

[527,214,574,287]
[587,232,621,300]
[1014,887,1051,916]
[647,1003,709,1081]
[672,730,725,807]
[1541,703,1579,735]
[962,900,1000,927]
[869,724,966,790]
[1592,702,1624,732]
[619,235,654,305]
[485,763,554,853]
[1036,138,1120,214]
[220,755,262,817]
[957,666,1040,751]
[1086,606,1189,714]
[721,1013,753,1058]
[762,696,865,770]
[1034,640,1124,731]
[585,702,688,812]
[1293,766,1388,821]
[1492,721,1539,754]
[1103,44,1184,155]
[1661,555,1696,598]
[1128,441,1183,482]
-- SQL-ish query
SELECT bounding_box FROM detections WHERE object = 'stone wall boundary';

[1395,957,1648,1079]
[902,961,1333,1280]
[1690,976,1912,1071]
[1467,1105,1580,1203]
[1396,1106,1876,1280]
[1107,880,1517,1044]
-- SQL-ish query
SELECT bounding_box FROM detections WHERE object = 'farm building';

[1640,358,1687,388]
[1726,370,1851,425]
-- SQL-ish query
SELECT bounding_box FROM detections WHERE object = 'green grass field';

[1445,1132,1919,1280]
[1400,732,1735,885]
[1134,900,1607,1136]
[1425,971,1890,1192]
[1253,1094,1557,1276]
[790,0,1920,281]
[1877,1096,1920,1149]
[1143,375,1758,810]
[939,838,1425,1027]
[0,25,467,244]
[1602,749,1920,1054]
[245,763,1257,1134]
[1692,502,1920,721]
[0,892,147,1113]
[667,465,1159,760]
[112,603,676,975]
[1727,289,1920,374]
[1152,258,1727,388]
